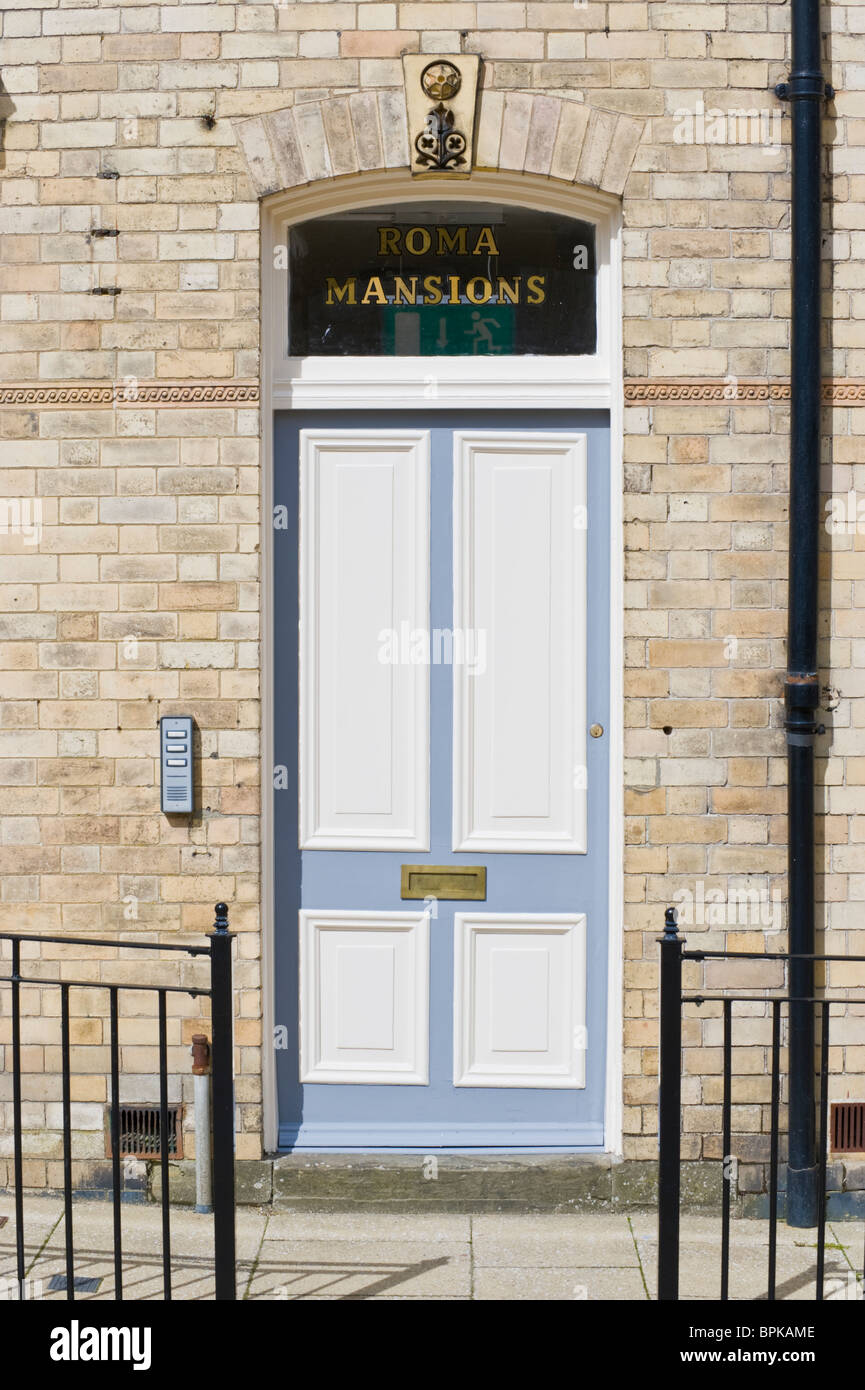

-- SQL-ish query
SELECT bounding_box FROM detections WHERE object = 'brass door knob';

[589,724,604,738]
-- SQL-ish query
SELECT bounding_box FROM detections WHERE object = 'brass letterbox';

[400,865,486,901]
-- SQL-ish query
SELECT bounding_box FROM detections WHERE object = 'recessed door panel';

[299,430,430,850]
[453,433,587,852]
[299,910,430,1085]
[453,913,587,1088]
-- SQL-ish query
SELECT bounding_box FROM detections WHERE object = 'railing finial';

[663,905,679,939]
[214,902,229,933]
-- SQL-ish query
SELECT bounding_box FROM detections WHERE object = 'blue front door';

[274,409,610,1150]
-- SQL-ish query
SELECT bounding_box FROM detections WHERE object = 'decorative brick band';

[624,379,865,404]
[0,382,260,409]
[3,379,864,410]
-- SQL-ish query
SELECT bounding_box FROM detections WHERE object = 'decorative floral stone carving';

[403,54,480,177]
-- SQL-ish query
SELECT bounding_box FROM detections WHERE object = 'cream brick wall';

[0,0,863,1181]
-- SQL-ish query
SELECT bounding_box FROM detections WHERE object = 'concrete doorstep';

[1,1196,863,1301]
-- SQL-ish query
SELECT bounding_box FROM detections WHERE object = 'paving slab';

[643,1244,847,1302]
[244,1239,469,1299]
[474,1265,648,1300]
[0,1196,64,1286]
[44,1203,263,1263]
[471,1212,639,1268]
[254,1294,474,1300]
[261,1210,471,1242]
[0,1194,64,1242]
[633,1213,862,1301]
[21,1252,218,1302]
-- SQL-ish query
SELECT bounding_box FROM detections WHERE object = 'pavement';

[1,1196,862,1300]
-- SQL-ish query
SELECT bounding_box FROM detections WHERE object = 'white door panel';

[453,913,587,1088]
[452,432,587,853]
[299,429,430,850]
[300,909,430,1085]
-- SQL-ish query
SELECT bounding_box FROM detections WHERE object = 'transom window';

[287,201,597,358]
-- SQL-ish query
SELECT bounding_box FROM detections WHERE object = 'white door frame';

[259,169,624,1156]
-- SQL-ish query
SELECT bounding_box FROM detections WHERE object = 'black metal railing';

[0,901,236,1301]
[658,905,865,1302]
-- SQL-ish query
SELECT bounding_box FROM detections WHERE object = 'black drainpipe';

[775,0,831,1228]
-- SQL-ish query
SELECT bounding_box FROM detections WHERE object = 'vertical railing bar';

[657,907,683,1301]
[11,940,25,1291]
[815,1000,829,1300]
[767,999,781,1301]
[210,902,237,1301]
[158,988,172,1301]
[109,987,123,1299]
[60,982,74,1301]
[721,997,732,1302]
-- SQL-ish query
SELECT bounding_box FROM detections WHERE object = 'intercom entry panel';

[160,716,193,813]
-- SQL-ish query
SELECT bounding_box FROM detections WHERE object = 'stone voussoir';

[236,91,645,196]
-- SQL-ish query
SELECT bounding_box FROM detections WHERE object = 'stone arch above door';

[235,91,645,202]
